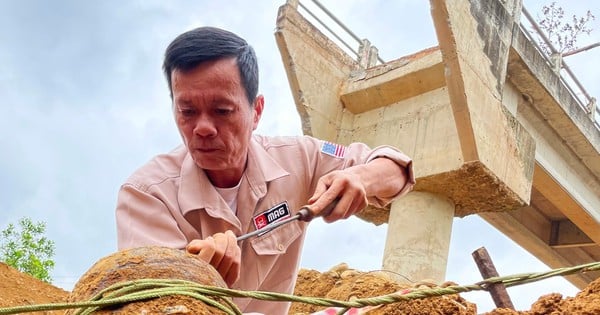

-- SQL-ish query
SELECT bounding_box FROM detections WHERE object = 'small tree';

[535,2,595,55]
[0,217,55,282]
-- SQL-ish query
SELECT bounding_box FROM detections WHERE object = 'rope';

[0,261,598,315]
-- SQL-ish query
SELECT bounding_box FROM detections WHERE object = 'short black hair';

[163,27,259,104]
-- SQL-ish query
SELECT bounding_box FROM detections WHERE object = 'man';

[116,26,415,314]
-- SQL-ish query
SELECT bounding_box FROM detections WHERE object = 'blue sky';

[1,0,598,312]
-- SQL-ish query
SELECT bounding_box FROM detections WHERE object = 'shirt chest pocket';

[249,219,303,255]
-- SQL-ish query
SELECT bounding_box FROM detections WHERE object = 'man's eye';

[178,108,196,116]
[215,108,233,115]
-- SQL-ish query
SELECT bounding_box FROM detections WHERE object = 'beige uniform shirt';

[116,134,414,314]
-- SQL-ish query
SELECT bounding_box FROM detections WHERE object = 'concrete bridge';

[274,0,600,288]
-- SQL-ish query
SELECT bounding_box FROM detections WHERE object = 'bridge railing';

[520,6,599,130]
[288,0,384,68]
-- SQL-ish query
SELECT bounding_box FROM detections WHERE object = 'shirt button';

[277,244,284,251]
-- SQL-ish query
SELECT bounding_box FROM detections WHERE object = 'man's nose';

[193,117,217,137]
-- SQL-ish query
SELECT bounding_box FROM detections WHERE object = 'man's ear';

[252,95,264,130]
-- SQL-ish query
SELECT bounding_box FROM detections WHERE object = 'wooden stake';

[472,247,515,310]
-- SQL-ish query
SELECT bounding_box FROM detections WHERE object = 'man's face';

[171,57,263,187]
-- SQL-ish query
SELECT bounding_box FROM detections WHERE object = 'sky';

[1,0,598,313]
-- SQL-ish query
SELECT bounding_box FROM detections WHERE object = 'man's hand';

[186,230,241,286]
[308,158,408,223]
[308,169,368,223]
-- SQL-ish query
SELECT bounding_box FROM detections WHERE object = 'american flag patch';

[321,141,346,158]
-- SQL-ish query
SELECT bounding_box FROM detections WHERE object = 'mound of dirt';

[291,263,477,314]
[1,258,599,314]
[0,262,69,315]
[291,263,600,315]
[483,276,600,315]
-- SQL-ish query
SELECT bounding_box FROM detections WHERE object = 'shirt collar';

[178,153,228,217]
[177,135,289,215]
[245,135,290,194]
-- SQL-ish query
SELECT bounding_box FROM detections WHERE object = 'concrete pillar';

[382,191,455,284]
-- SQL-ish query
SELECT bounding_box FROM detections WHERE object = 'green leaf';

[0,217,56,282]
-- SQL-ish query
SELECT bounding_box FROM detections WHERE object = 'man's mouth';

[194,144,225,153]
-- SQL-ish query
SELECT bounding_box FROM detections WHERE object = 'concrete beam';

[550,220,595,248]
[507,26,600,177]
[340,48,445,114]
[533,164,600,245]
[430,0,535,211]
[275,2,356,141]
[480,210,598,288]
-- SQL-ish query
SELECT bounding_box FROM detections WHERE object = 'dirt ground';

[0,262,69,315]
[290,263,476,314]
[291,264,600,315]
[1,259,599,314]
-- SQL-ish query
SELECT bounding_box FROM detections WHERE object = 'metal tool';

[236,200,338,242]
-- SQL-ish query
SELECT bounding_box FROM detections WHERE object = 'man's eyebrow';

[174,98,192,106]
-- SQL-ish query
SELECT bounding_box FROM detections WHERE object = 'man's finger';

[312,182,344,215]
[322,193,351,223]
[186,238,210,254]
[196,237,216,263]
[210,233,229,267]
[308,180,328,204]
[186,232,241,287]
[222,231,241,286]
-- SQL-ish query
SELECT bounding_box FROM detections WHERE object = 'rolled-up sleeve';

[364,145,415,207]
[300,137,415,208]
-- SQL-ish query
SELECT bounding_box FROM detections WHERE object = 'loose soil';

[1,256,599,314]
[0,262,69,315]
[291,264,600,315]
[290,263,476,314]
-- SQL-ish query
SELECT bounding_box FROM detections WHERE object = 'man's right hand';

[186,230,241,286]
